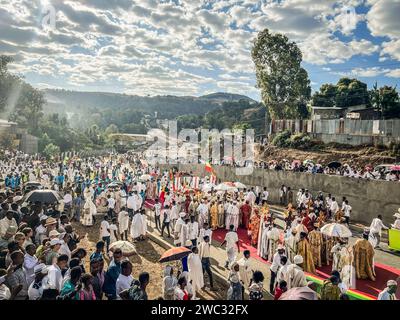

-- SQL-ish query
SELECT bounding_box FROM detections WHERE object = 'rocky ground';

[72,219,228,300]
[257,143,399,168]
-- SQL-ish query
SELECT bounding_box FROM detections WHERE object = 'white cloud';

[0,0,398,98]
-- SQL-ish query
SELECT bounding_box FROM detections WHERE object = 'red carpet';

[212,227,400,299]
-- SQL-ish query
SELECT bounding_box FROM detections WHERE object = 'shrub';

[272,130,291,147]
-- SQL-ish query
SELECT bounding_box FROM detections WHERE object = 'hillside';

[43,89,255,119]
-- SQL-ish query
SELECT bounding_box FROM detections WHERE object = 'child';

[90,241,105,262]
[274,280,287,300]
[78,274,97,300]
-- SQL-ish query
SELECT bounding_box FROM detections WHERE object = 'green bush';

[272,130,292,147]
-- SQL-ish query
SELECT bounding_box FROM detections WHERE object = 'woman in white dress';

[82,197,96,227]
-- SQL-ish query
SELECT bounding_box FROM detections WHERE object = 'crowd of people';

[0,150,399,301]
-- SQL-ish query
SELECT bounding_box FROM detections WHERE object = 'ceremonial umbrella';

[320,223,352,238]
[24,190,61,204]
[328,161,342,169]
[279,287,318,300]
[202,183,215,192]
[234,182,247,189]
[159,247,191,263]
[215,183,238,192]
[140,174,151,181]
[107,181,123,188]
[109,241,137,257]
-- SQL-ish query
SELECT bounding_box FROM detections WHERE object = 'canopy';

[159,247,191,263]
[321,223,352,238]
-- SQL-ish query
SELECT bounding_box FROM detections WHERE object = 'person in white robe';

[221,225,239,268]
[285,229,297,264]
[237,250,252,289]
[187,247,204,300]
[140,210,147,238]
[82,197,96,226]
[118,207,129,240]
[179,218,190,247]
[276,255,290,288]
[392,212,400,230]
[197,201,209,229]
[266,225,281,263]
[130,211,143,240]
[173,212,186,246]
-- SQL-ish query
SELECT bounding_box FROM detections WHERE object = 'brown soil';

[256,144,398,168]
[72,220,228,300]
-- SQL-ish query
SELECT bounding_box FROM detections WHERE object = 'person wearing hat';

[378,280,398,300]
[45,239,62,265]
[286,255,307,289]
[297,231,316,274]
[27,263,48,300]
[44,217,57,235]
[0,225,17,251]
[353,231,376,281]
[392,210,400,230]
[308,224,323,268]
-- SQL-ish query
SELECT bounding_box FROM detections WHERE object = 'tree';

[312,78,370,109]
[0,55,15,113]
[0,133,15,149]
[105,124,119,135]
[43,143,60,160]
[370,83,400,119]
[251,29,311,119]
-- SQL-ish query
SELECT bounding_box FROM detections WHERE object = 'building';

[310,104,379,120]
[0,119,38,154]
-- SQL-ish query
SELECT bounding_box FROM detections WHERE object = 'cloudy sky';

[1,0,399,100]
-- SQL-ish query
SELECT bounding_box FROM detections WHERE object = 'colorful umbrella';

[390,165,400,171]
[159,247,191,263]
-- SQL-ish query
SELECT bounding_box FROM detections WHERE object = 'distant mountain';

[199,92,256,103]
[42,89,255,119]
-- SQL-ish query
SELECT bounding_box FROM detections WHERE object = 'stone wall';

[159,164,400,225]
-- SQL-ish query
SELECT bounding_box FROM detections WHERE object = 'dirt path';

[72,219,228,300]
